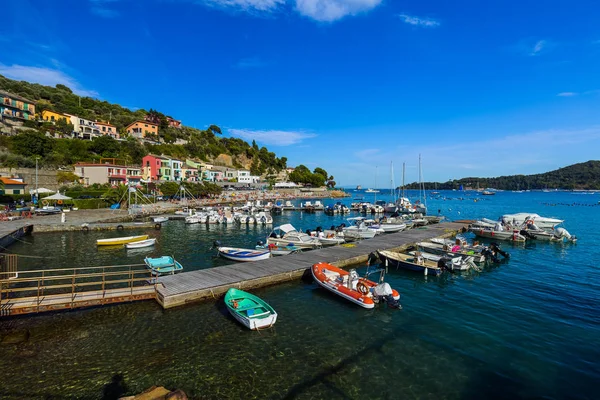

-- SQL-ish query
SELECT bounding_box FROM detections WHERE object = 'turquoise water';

[1,190,599,399]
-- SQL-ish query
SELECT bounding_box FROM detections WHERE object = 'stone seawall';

[0,168,59,191]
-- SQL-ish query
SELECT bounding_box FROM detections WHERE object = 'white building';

[238,170,260,184]
[65,114,100,140]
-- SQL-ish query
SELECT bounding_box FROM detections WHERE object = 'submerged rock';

[0,330,30,345]
[118,386,187,400]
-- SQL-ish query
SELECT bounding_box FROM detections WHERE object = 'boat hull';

[125,238,156,249]
[97,235,149,246]
[469,228,526,242]
[377,250,442,275]
[218,247,271,262]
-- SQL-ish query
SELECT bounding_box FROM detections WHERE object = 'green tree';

[159,181,181,197]
[10,132,54,158]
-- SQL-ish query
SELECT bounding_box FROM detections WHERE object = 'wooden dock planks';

[156,222,466,309]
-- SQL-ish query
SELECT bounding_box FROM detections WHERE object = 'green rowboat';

[224,288,278,330]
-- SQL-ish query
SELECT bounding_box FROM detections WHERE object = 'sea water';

[0,190,598,399]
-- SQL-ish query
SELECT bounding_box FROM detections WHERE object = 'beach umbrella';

[41,192,72,201]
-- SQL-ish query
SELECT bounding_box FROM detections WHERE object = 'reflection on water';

[1,192,599,399]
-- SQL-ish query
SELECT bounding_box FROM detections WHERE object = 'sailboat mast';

[401,162,405,199]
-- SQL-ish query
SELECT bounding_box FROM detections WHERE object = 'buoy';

[116,224,124,231]
[155,223,162,230]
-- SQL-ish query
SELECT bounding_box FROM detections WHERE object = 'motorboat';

[256,242,301,256]
[377,221,407,233]
[342,217,377,240]
[282,200,295,210]
[125,238,156,249]
[97,234,149,246]
[468,220,527,242]
[266,224,322,249]
[185,215,201,224]
[365,188,380,193]
[152,216,168,223]
[377,249,445,275]
[254,211,273,225]
[217,246,271,262]
[311,262,400,309]
[519,224,577,243]
[407,250,476,271]
[502,213,564,230]
[417,240,487,263]
[225,288,277,330]
[144,256,183,275]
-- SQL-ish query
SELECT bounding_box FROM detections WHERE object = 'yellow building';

[42,110,70,124]
[126,121,159,139]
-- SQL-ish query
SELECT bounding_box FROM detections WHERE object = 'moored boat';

[144,255,183,275]
[125,238,156,249]
[311,262,401,309]
[377,249,445,275]
[217,246,271,262]
[256,242,301,256]
[224,288,277,330]
[97,234,149,246]
[266,224,322,249]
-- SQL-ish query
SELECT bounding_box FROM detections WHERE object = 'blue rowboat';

[144,256,183,275]
[217,247,271,262]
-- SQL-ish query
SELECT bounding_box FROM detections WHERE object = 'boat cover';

[146,256,173,268]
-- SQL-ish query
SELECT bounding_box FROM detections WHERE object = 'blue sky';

[2,0,600,186]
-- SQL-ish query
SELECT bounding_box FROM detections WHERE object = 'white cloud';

[295,0,382,22]
[89,0,120,18]
[530,40,547,56]
[197,0,382,21]
[557,92,578,97]
[397,13,440,27]
[228,128,317,146]
[234,57,267,69]
[0,63,99,97]
[200,0,285,12]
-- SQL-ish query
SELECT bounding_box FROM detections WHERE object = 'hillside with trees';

[0,74,291,177]
[404,161,600,190]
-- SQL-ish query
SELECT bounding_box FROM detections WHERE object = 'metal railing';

[0,263,157,316]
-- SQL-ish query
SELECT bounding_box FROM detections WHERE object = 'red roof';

[0,177,26,185]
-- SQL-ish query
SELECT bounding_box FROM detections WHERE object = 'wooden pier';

[156,222,466,309]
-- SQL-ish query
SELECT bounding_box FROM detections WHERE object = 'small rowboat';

[256,243,301,256]
[152,216,168,223]
[125,238,156,249]
[144,256,183,275]
[224,288,277,330]
[311,262,401,309]
[218,247,271,262]
[97,234,149,246]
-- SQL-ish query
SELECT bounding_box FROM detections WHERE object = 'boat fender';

[81,225,89,232]
[116,224,124,231]
[155,223,162,230]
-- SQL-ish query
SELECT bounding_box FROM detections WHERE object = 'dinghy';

[144,256,183,275]
[217,247,271,262]
[311,262,401,309]
[256,241,301,256]
[377,249,444,275]
[125,238,156,249]
[224,288,277,330]
[97,234,148,246]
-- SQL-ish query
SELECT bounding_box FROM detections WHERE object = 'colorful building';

[41,110,70,124]
[0,177,26,194]
[0,90,36,121]
[126,121,158,139]
[167,117,182,129]
[65,114,100,140]
[74,163,142,186]
[95,121,119,139]
[142,155,182,182]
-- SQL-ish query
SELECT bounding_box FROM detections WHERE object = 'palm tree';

[102,184,129,207]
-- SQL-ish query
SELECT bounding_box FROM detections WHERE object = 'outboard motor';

[520,229,535,239]
[554,227,576,242]
[490,242,510,259]
[367,252,379,266]
[373,282,401,309]
[257,240,264,247]
[437,257,455,274]
[211,240,222,250]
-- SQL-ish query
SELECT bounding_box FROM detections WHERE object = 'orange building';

[96,121,119,139]
[126,121,158,139]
